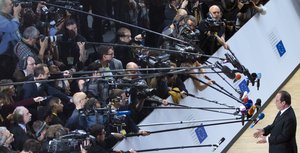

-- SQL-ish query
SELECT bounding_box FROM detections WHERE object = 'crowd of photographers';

[0,0,268,152]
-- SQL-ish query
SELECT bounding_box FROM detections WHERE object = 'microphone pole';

[203,75,238,99]
[205,61,241,94]
[138,118,243,127]
[0,69,221,87]
[187,75,243,104]
[126,119,252,137]
[170,90,236,108]
[143,106,239,116]
[135,144,217,152]
[44,2,188,45]
[84,41,225,61]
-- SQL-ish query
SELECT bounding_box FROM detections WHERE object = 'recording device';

[136,52,171,70]
[255,98,261,111]
[240,0,252,4]
[204,16,224,33]
[13,0,34,7]
[39,34,63,43]
[212,137,225,152]
[215,61,235,79]
[250,113,265,128]
[129,83,156,100]
[178,24,200,41]
[47,130,93,153]
[224,53,260,88]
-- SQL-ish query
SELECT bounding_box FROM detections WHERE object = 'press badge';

[67,57,74,65]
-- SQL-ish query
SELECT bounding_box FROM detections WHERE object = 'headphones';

[35,122,47,138]
[22,56,29,70]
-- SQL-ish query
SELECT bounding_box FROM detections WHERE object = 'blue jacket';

[0,13,21,55]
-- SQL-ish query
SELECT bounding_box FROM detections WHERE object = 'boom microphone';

[215,61,235,79]
[250,113,265,128]
[212,137,225,152]
[221,65,235,79]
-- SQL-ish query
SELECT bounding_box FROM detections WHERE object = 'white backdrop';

[114,0,300,152]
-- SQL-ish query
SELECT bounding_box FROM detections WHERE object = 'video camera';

[47,130,92,153]
[13,0,34,7]
[178,24,200,42]
[205,18,225,33]
[136,52,171,70]
[240,0,252,4]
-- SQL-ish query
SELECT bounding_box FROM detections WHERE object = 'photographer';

[180,0,205,24]
[14,26,48,70]
[88,124,137,153]
[198,5,230,56]
[57,19,87,71]
[0,0,22,79]
[236,0,266,29]
[65,92,88,131]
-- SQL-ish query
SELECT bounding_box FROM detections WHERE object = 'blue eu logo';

[276,40,286,57]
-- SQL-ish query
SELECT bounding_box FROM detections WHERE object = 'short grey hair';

[13,106,26,123]
[23,26,40,39]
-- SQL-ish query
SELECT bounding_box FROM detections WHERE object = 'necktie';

[274,111,281,122]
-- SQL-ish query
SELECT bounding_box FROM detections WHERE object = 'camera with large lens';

[47,130,92,153]
[128,81,156,100]
[178,24,200,42]
[240,0,252,4]
[39,34,63,43]
[136,52,171,70]
[205,18,224,33]
[13,0,33,7]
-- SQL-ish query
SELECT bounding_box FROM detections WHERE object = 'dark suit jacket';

[10,123,33,151]
[263,107,297,153]
[22,77,70,102]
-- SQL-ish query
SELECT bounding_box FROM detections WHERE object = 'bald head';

[177,9,188,17]
[209,5,221,20]
[72,92,87,108]
[126,62,138,70]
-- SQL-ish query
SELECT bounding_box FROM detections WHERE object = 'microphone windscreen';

[256,73,262,79]
[255,98,262,106]
[222,66,235,79]
[258,113,265,120]
[233,73,241,83]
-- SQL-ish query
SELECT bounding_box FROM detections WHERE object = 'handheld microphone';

[257,79,260,90]
[255,98,262,111]
[212,137,225,152]
[250,113,265,128]
[233,73,242,83]
[244,99,253,109]
[240,105,246,125]
[247,105,256,118]
[241,91,248,103]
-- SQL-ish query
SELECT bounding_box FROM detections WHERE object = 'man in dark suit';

[22,64,70,102]
[10,106,34,151]
[253,90,297,153]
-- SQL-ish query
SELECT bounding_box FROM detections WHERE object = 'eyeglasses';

[121,34,132,38]
[106,53,114,56]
